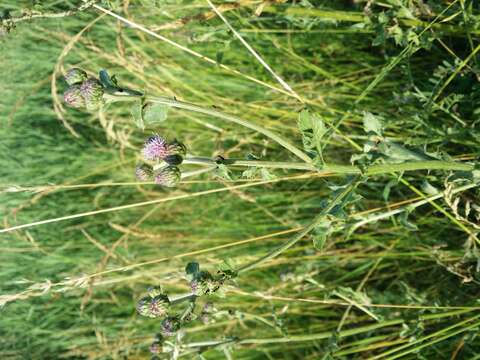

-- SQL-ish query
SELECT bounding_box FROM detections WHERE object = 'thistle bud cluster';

[63,68,105,110]
[189,268,236,297]
[135,134,187,188]
[137,264,229,351]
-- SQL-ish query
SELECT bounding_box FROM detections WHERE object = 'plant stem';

[180,166,217,179]
[185,156,474,174]
[169,293,197,306]
[183,156,317,171]
[236,177,360,274]
[182,338,238,349]
[180,318,403,351]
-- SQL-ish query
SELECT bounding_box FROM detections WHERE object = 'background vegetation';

[1,0,480,359]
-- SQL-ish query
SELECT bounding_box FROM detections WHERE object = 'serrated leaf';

[214,164,232,181]
[260,168,276,181]
[298,109,327,162]
[242,167,259,179]
[363,112,384,136]
[313,219,332,250]
[130,100,144,130]
[142,102,169,125]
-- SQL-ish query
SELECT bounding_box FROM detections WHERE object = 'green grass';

[1,0,480,359]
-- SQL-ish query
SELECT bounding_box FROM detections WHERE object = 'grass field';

[1,1,480,359]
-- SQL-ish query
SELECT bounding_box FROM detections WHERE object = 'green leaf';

[298,109,327,162]
[398,211,418,231]
[313,219,332,250]
[130,100,144,130]
[99,69,116,89]
[185,262,200,281]
[214,164,233,181]
[379,141,429,161]
[242,167,259,179]
[362,112,384,136]
[260,168,276,181]
[142,102,169,125]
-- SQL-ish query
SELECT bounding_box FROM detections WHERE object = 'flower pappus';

[143,135,169,161]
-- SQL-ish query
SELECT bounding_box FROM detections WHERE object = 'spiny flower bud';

[63,85,85,109]
[190,272,219,296]
[143,135,168,161]
[150,341,161,354]
[154,166,181,187]
[135,163,153,181]
[164,140,187,165]
[160,316,181,337]
[64,68,88,86]
[136,294,170,318]
[80,78,104,110]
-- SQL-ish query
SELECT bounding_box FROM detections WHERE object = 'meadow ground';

[1,1,480,359]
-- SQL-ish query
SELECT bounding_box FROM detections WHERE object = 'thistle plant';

[135,263,238,358]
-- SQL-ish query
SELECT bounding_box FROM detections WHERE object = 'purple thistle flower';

[143,135,169,161]
[63,85,85,108]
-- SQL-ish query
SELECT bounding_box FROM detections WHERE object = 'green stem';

[169,293,197,306]
[236,177,360,274]
[181,318,403,351]
[182,338,238,349]
[184,156,317,171]
[184,156,474,174]
[180,166,217,179]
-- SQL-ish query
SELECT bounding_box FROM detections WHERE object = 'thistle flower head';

[154,166,181,188]
[160,317,181,337]
[64,68,88,86]
[135,163,153,181]
[164,140,187,165]
[136,294,170,318]
[63,85,85,108]
[80,78,105,110]
[142,135,168,161]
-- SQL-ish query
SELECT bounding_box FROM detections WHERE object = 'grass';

[1,0,480,359]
